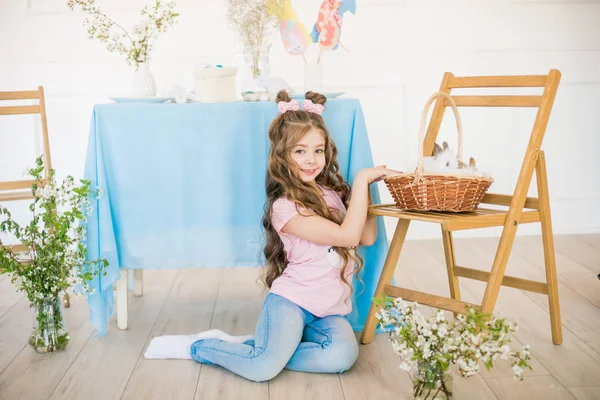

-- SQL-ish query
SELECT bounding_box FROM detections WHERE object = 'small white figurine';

[256,76,294,96]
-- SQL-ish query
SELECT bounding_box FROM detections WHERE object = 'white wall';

[1,0,599,241]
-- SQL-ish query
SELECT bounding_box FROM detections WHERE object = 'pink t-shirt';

[269,186,355,317]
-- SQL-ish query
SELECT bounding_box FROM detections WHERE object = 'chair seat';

[368,204,540,231]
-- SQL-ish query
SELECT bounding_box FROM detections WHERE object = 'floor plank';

[195,267,268,400]
[486,375,575,399]
[0,235,598,400]
[0,299,31,376]
[567,386,600,400]
[393,261,501,399]
[553,235,600,274]
[0,296,94,400]
[340,333,414,400]
[121,268,222,400]
[559,272,600,309]
[411,238,600,392]
[471,239,600,352]
[0,275,22,319]
[406,240,550,381]
[436,238,600,388]
[48,269,178,400]
[269,369,346,400]
[512,236,591,276]
[573,234,600,251]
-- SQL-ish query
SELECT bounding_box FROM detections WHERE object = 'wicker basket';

[384,92,494,212]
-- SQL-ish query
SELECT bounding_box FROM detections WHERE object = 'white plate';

[292,92,345,100]
[109,97,171,103]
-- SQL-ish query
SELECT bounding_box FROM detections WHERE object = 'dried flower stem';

[67,0,179,69]
[226,0,278,78]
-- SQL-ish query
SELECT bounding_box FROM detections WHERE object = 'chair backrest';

[422,70,561,210]
[0,87,53,253]
[0,86,53,193]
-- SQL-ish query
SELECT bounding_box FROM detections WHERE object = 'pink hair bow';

[277,99,325,116]
[302,100,325,116]
[277,99,300,113]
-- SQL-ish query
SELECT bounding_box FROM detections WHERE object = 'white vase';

[131,63,156,97]
[232,29,275,94]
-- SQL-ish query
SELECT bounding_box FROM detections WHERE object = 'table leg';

[116,269,128,330]
[133,269,143,297]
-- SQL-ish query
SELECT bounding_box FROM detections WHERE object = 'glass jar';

[413,362,453,399]
[29,296,70,353]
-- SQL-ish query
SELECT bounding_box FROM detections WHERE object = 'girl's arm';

[359,186,377,246]
[281,167,391,247]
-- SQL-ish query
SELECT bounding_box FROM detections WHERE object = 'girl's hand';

[357,166,397,184]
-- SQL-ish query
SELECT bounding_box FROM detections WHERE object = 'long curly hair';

[261,89,364,302]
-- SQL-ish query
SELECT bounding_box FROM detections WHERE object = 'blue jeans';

[190,293,359,382]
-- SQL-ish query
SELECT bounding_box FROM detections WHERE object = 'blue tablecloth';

[83,99,389,336]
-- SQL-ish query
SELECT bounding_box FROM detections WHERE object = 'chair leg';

[441,228,461,316]
[360,220,410,345]
[116,269,128,330]
[480,222,518,316]
[536,152,562,345]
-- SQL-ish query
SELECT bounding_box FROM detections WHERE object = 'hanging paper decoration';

[268,0,312,57]
[310,0,356,52]
[268,0,356,64]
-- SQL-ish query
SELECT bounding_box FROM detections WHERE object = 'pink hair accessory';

[302,100,325,115]
[277,98,325,116]
[277,99,300,113]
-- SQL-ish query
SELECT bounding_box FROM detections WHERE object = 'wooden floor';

[0,234,599,400]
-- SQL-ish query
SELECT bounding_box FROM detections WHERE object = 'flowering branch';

[376,296,532,393]
[0,156,108,304]
[67,0,179,69]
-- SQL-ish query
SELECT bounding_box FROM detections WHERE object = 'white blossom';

[436,310,446,322]
[512,364,524,377]
[0,156,108,305]
[399,362,411,371]
[438,324,448,337]
[67,0,179,69]
[375,300,532,383]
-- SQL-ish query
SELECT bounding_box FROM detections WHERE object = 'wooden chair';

[361,70,562,345]
[0,87,71,308]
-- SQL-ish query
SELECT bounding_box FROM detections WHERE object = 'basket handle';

[416,91,463,175]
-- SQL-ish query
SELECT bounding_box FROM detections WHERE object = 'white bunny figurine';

[256,76,294,97]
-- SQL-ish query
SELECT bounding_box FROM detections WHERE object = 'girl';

[145,90,392,382]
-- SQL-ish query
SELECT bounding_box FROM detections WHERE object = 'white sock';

[144,334,197,359]
[144,329,254,360]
